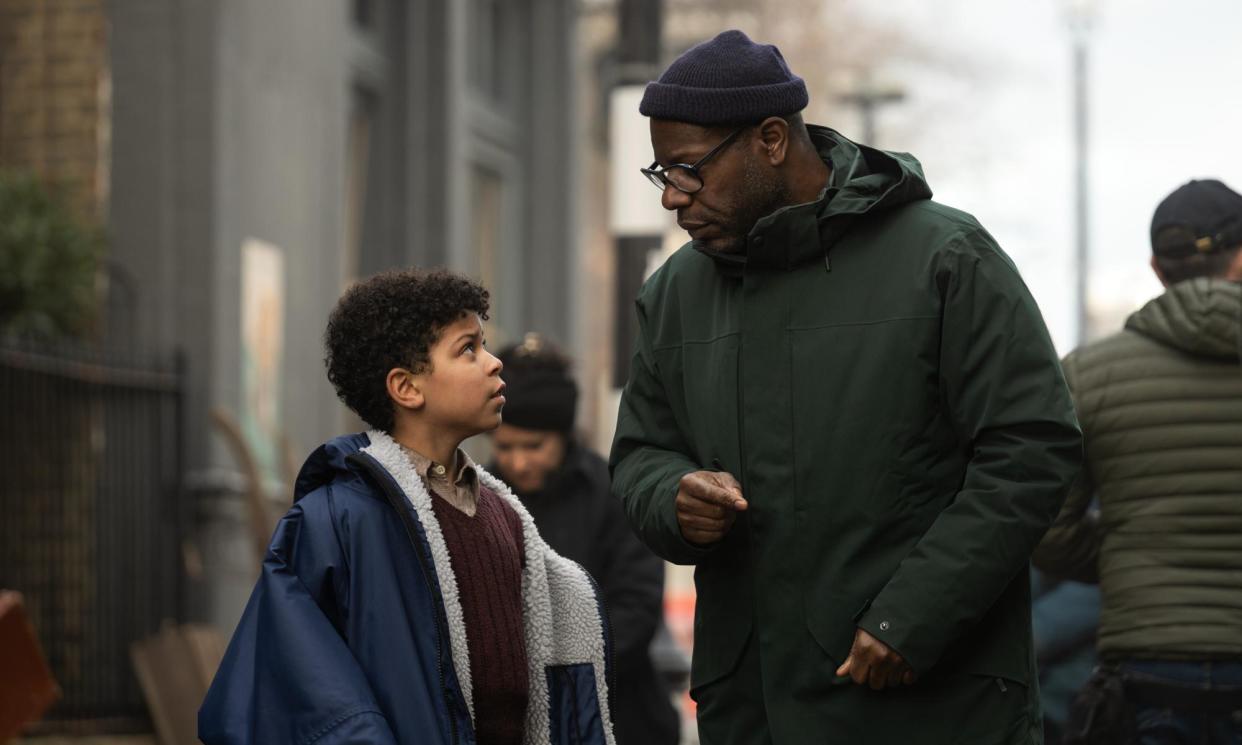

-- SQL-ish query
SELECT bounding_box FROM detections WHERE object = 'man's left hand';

[835,628,916,690]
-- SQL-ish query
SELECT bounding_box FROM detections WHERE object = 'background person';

[1035,179,1242,744]
[491,333,681,745]
[1031,567,1101,744]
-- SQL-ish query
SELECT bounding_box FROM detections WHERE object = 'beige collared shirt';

[405,447,481,516]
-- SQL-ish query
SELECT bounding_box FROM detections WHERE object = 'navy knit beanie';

[497,334,578,434]
[640,30,808,126]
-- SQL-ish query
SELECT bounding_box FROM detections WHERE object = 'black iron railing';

[0,339,185,732]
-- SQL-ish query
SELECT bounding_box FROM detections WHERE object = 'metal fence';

[0,339,185,732]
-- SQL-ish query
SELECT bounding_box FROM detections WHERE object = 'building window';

[470,165,504,328]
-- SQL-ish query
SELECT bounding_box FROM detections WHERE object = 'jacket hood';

[693,125,933,273]
[1125,278,1242,361]
[293,432,372,501]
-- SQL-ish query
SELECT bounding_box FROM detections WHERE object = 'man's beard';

[710,162,791,255]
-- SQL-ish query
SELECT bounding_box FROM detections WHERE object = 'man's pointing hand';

[676,470,748,546]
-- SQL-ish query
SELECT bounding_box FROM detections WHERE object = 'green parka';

[1034,278,1242,662]
[609,127,1083,744]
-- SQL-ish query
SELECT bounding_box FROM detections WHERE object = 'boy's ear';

[386,367,425,412]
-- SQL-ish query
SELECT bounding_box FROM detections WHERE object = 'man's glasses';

[640,127,746,195]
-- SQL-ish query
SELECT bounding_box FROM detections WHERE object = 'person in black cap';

[1148,179,1242,285]
[490,333,681,745]
[1035,179,1242,745]
[610,29,1083,745]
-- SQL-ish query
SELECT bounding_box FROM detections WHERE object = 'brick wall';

[0,0,109,220]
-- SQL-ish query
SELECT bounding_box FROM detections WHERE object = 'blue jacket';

[199,431,615,745]
[1031,568,1100,727]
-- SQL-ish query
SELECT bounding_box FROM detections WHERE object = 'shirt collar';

[405,447,478,488]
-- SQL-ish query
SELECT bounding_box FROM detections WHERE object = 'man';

[1034,179,1242,744]
[608,30,1083,745]
[491,334,681,745]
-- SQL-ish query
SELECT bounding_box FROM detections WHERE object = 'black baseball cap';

[1150,179,1242,258]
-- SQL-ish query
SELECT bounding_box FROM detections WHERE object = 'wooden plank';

[130,624,224,745]
[181,624,227,690]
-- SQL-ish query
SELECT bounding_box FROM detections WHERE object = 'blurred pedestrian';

[491,333,681,745]
[200,270,614,745]
[1031,567,1100,744]
[1035,179,1242,744]
[609,29,1082,745]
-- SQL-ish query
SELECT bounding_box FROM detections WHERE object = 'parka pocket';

[688,560,753,693]
[928,572,1035,688]
[804,589,866,670]
[546,663,606,745]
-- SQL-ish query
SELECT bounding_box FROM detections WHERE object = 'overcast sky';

[846,0,1242,353]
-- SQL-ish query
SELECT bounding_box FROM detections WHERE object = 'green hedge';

[0,171,103,339]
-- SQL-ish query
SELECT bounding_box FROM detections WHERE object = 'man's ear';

[1227,247,1242,282]
[756,116,790,166]
[1149,255,1170,288]
[386,367,424,412]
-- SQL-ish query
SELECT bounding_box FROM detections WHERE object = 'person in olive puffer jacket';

[1034,179,1242,745]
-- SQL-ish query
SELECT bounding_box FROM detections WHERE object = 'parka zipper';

[578,561,616,709]
[734,333,749,506]
[348,453,461,745]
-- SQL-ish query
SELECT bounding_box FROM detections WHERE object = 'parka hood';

[1125,278,1242,361]
[292,431,372,502]
[693,125,933,273]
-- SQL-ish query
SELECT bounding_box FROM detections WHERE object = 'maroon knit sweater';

[430,485,529,745]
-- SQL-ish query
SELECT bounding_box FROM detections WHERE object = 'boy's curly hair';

[324,269,490,432]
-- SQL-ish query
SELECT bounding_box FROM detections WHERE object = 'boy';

[199,270,615,745]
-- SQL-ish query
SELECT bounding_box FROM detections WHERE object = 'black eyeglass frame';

[640,126,747,194]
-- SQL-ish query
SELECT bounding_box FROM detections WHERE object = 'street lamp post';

[1067,0,1096,345]
[837,74,906,148]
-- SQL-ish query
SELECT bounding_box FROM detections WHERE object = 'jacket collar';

[356,429,616,740]
[692,126,932,275]
[743,187,835,271]
[691,178,834,276]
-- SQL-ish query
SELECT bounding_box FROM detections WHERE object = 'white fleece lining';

[362,430,614,745]
[362,431,476,721]
[477,467,616,745]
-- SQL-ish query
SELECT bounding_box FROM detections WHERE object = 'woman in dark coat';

[491,334,681,745]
